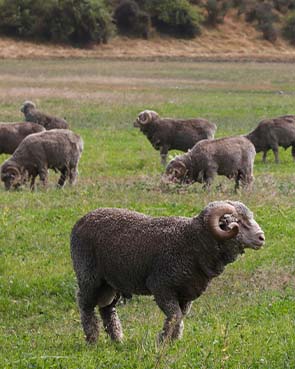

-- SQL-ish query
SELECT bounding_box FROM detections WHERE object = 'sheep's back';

[71,208,192,294]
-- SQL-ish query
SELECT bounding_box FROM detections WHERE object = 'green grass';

[0,59,295,369]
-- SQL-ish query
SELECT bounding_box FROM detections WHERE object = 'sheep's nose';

[257,232,265,244]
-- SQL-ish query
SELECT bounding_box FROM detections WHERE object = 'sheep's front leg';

[154,292,183,342]
[171,301,192,340]
[39,167,48,188]
[160,146,169,166]
[271,145,279,163]
[99,295,123,342]
[262,151,267,163]
[292,145,295,161]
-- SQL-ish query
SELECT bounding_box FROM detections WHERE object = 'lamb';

[0,122,45,155]
[165,136,256,191]
[1,129,83,190]
[21,101,69,130]
[246,115,295,163]
[70,201,265,343]
[134,110,217,165]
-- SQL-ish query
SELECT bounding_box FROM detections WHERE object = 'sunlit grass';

[0,59,295,369]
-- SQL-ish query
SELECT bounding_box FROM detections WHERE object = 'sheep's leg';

[153,292,183,342]
[262,151,267,163]
[272,146,279,163]
[292,145,295,161]
[171,301,192,340]
[202,170,215,191]
[57,167,68,188]
[99,295,123,342]
[160,146,168,166]
[39,167,48,187]
[77,287,100,344]
[30,175,37,191]
[69,166,78,185]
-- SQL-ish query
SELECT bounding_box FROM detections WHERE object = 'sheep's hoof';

[85,335,98,345]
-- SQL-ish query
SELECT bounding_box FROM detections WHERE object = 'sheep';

[70,200,265,344]
[21,101,69,130]
[165,136,256,191]
[0,122,45,155]
[134,110,217,165]
[1,129,83,190]
[246,115,295,163]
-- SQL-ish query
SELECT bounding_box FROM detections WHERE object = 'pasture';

[0,59,295,369]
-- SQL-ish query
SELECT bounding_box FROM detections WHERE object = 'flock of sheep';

[2,101,295,344]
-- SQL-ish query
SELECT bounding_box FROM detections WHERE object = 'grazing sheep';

[165,136,256,191]
[1,129,83,190]
[0,122,45,155]
[134,110,216,165]
[246,115,295,163]
[21,101,69,130]
[71,201,265,343]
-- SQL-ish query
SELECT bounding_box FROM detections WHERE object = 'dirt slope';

[1,13,295,61]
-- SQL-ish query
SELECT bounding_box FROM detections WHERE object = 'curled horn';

[207,204,239,241]
[5,166,20,177]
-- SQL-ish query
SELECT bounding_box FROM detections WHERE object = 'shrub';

[114,0,151,38]
[0,0,114,46]
[258,21,278,42]
[148,0,202,38]
[204,0,231,26]
[282,11,295,43]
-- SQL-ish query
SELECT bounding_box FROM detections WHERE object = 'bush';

[258,21,278,42]
[0,0,114,46]
[114,0,151,38]
[204,0,231,26]
[148,0,202,38]
[282,11,295,43]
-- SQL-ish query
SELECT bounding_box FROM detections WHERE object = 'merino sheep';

[71,201,265,343]
[246,115,295,163]
[21,101,69,130]
[165,136,256,191]
[1,129,83,190]
[134,110,216,165]
[0,122,45,155]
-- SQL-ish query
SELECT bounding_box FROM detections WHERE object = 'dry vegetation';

[1,12,295,61]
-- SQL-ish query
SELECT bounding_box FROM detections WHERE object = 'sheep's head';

[134,110,159,127]
[21,101,36,114]
[164,157,188,183]
[1,163,23,190]
[205,201,265,249]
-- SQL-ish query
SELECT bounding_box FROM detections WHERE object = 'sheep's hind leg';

[69,166,78,185]
[57,167,68,188]
[77,287,100,344]
[292,145,295,161]
[99,294,123,342]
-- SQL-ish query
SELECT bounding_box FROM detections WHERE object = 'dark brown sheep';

[70,201,265,344]
[165,136,256,191]
[21,101,69,130]
[134,110,217,165]
[1,129,83,190]
[0,122,45,155]
[246,115,295,163]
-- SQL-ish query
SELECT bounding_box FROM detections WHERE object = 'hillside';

[1,12,295,61]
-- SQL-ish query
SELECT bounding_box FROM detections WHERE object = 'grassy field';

[0,59,295,369]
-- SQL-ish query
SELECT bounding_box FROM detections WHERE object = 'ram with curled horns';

[134,110,216,165]
[70,200,265,344]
